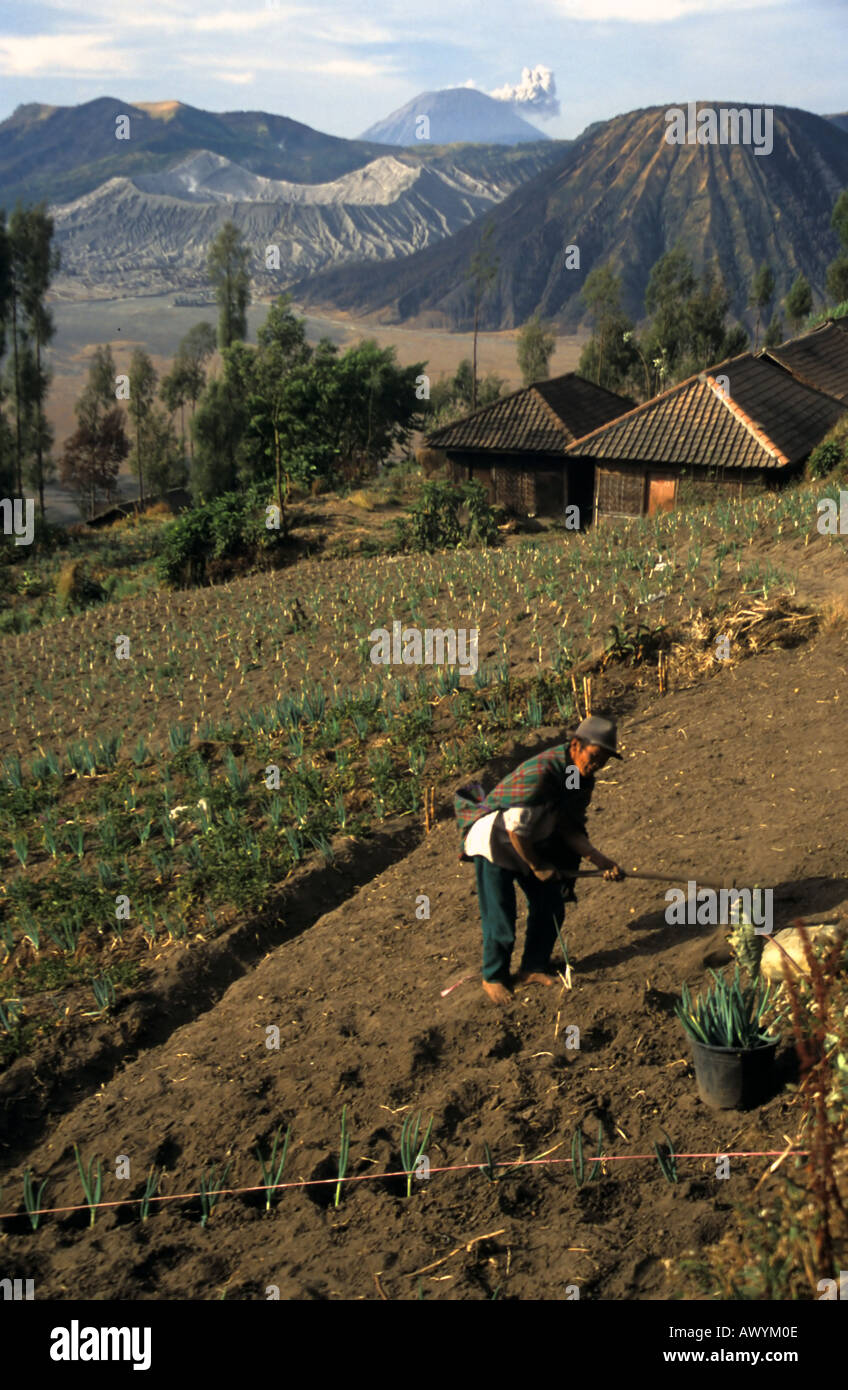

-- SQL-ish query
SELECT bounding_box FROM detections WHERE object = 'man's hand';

[593,853,624,881]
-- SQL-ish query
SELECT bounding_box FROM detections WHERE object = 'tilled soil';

[2,620,847,1300]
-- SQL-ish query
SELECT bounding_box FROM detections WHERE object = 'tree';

[642,246,697,378]
[207,223,250,350]
[160,322,216,464]
[785,274,813,335]
[684,259,748,372]
[826,257,848,306]
[451,358,504,411]
[517,314,556,385]
[128,348,157,505]
[191,371,249,499]
[467,221,499,411]
[763,314,784,348]
[0,216,14,496]
[5,205,28,493]
[60,408,128,520]
[314,340,424,479]
[60,346,127,519]
[749,263,776,352]
[247,295,311,530]
[134,407,186,497]
[579,266,639,393]
[2,205,60,518]
[831,190,848,253]
[159,359,190,460]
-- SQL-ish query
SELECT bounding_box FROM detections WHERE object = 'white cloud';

[0,33,131,75]
[547,0,785,17]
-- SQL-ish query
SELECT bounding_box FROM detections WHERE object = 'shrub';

[808,439,844,480]
[395,480,498,552]
[156,484,285,588]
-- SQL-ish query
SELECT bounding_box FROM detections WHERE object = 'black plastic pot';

[689,1036,779,1109]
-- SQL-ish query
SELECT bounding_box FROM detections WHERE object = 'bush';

[395,480,498,552]
[808,439,845,480]
[155,484,286,588]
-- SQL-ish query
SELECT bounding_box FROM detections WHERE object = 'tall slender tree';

[161,322,216,463]
[128,348,157,504]
[21,206,60,517]
[207,223,251,350]
[0,212,14,496]
[749,263,776,352]
[467,222,499,411]
[6,205,27,493]
[61,346,127,518]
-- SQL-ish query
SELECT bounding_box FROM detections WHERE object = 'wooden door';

[646,474,676,515]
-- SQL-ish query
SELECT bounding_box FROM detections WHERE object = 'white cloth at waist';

[464,803,559,871]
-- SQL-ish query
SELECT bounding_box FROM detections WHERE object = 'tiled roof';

[424,373,630,453]
[763,322,848,403]
[566,353,845,470]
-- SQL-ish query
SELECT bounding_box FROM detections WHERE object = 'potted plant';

[676,966,782,1109]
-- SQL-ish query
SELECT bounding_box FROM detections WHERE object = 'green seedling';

[160,814,177,848]
[551,915,572,989]
[256,1124,291,1212]
[199,1161,232,1227]
[84,972,117,1017]
[73,1144,103,1227]
[23,1167,48,1231]
[399,1112,434,1198]
[654,1130,678,1184]
[139,1166,161,1221]
[45,914,80,955]
[334,1105,350,1208]
[64,823,85,860]
[168,724,190,752]
[12,834,28,867]
[571,1123,604,1188]
[478,1142,498,1184]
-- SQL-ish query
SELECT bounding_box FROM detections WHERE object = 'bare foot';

[515,970,556,988]
[482,979,512,1005]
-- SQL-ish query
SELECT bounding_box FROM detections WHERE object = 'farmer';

[455,716,625,1005]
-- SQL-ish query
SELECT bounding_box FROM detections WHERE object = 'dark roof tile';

[424,373,630,452]
[567,354,845,469]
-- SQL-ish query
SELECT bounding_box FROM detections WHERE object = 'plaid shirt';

[454,744,594,843]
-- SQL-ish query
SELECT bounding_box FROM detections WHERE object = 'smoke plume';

[489,65,560,119]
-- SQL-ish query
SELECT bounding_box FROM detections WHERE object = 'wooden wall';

[593,461,773,521]
[444,452,567,515]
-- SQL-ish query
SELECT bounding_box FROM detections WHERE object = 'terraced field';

[1,478,847,1299]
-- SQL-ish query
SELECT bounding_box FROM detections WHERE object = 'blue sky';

[0,0,844,139]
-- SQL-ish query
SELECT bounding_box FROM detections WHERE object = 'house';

[86,488,193,529]
[761,319,848,404]
[565,353,846,522]
[423,373,632,518]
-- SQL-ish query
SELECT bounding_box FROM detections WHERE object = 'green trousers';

[474,856,565,982]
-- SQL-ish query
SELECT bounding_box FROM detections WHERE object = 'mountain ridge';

[289,103,848,331]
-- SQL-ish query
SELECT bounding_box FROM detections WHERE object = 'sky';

[0,0,845,140]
